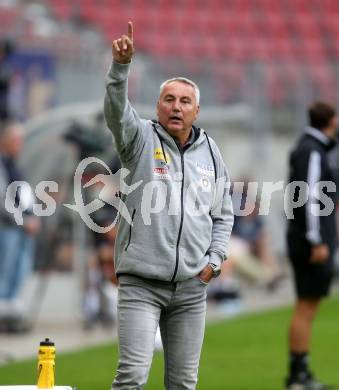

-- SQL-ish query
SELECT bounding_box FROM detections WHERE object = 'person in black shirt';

[286,102,337,390]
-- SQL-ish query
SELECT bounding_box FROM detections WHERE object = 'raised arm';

[104,22,145,164]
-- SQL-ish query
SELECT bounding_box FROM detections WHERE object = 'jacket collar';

[151,120,205,147]
[304,126,336,150]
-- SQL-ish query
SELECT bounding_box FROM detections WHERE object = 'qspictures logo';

[3,157,336,233]
[64,157,142,233]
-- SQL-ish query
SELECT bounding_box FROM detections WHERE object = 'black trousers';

[287,230,334,298]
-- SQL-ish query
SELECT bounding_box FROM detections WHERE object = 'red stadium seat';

[326,15,339,39]
[203,36,220,59]
[301,39,328,64]
[271,37,295,61]
[257,0,285,14]
[289,0,316,15]
[330,39,339,59]
[51,1,71,20]
[152,10,180,37]
[321,0,339,14]
[296,14,322,41]
[232,0,252,12]
[263,13,290,40]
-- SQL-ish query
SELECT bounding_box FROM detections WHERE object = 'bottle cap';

[40,338,55,346]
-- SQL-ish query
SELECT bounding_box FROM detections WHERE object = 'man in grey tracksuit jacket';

[104,22,233,390]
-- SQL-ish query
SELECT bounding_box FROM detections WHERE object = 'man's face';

[157,81,200,137]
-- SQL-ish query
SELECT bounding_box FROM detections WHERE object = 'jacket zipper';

[171,147,185,282]
[125,209,136,251]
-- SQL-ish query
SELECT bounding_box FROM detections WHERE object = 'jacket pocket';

[195,275,209,286]
[125,209,136,251]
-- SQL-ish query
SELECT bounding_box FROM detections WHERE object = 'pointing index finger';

[128,21,133,41]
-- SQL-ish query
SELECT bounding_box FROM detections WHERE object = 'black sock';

[289,352,309,379]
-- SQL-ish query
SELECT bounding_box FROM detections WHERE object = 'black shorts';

[287,231,334,299]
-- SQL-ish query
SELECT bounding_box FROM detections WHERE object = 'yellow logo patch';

[154,148,171,163]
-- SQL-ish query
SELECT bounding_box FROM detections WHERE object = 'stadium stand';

[1,0,339,104]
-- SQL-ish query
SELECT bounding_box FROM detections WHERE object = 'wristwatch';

[209,263,221,278]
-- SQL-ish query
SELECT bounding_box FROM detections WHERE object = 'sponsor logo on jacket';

[154,148,171,163]
[196,161,214,177]
[153,166,170,180]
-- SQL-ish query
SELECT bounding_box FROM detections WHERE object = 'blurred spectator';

[83,224,118,330]
[225,200,283,288]
[208,181,284,307]
[83,155,121,329]
[27,64,55,118]
[0,39,14,120]
[33,177,71,272]
[8,70,25,121]
[63,118,120,328]
[0,119,40,303]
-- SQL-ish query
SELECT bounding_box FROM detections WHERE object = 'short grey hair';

[159,77,200,105]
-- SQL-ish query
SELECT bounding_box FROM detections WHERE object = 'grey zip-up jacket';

[104,61,234,282]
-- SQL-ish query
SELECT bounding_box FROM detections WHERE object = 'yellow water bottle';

[37,338,55,389]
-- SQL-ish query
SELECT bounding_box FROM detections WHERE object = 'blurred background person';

[82,156,121,330]
[208,180,285,311]
[228,180,283,288]
[83,223,118,330]
[63,118,120,329]
[0,39,14,120]
[0,119,40,331]
[286,102,337,390]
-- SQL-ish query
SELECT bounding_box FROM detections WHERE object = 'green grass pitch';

[0,296,338,389]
